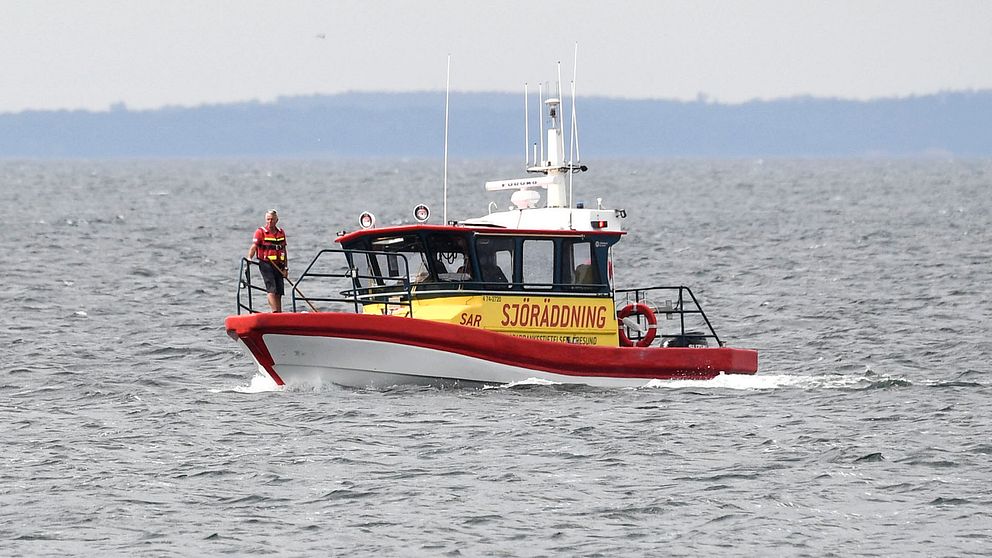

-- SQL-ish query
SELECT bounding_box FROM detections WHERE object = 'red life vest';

[254,226,286,265]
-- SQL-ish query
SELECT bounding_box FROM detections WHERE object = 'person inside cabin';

[247,209,288,312]
[431,255,449,278]
[573,263,595,285]
[479,250,508,284]
[455,256,473,279]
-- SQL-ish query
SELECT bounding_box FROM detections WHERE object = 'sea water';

[2,158,991,556]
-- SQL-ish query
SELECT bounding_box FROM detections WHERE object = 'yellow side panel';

[365,293,619,346]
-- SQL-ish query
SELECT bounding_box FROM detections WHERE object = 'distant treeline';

[2,90,991,158]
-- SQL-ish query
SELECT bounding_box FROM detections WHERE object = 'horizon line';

[4,87,992,116]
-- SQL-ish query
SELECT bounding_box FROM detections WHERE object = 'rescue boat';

[225,90,758,388]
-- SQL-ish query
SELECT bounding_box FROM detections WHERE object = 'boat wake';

[644,372,916,391]
[643,373,809,390]
[644,373,913,390]
[484,372,919,392]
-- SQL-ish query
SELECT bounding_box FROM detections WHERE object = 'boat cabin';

[333,224,624,346]
[337,225,621,295]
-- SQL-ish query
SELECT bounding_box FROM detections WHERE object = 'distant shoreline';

[3,90,990,158]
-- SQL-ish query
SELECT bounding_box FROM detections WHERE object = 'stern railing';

[614,286,723,347]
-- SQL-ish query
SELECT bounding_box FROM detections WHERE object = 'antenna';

[538,82,545,164]
[523,83,529,166]
[571,83,582,164]
[443,54,451,224]
[568,79,574,207]
[572,43,582,163]
[568,43,579,207]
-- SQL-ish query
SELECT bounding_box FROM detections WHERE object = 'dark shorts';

[258,260,285,295]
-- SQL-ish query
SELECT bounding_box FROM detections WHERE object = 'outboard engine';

[663,331,710,348]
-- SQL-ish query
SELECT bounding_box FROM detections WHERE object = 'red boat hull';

[225,312,758,388]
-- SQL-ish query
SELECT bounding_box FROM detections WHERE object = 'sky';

[3,0,992,113]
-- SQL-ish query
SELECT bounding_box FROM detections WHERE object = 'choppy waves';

[3,159,991,556]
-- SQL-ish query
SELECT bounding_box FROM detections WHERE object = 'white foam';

[642,372,909,391]
[232,372,281,393]
[643,373,810,390]
[487,377,562,389]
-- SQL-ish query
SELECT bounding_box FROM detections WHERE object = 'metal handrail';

[237,255,724,349]
[237,252,416,315]
[293,249,415,316]
[236,258,269,315]
[614,285,723,347]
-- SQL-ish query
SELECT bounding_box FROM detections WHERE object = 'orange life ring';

[617,303,657,347]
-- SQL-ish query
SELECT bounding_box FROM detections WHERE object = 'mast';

[486,57,587,211]
[541,97,567,208]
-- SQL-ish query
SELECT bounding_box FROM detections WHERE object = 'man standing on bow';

[247,209,288,312]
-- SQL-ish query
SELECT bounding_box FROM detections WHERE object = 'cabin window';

[563,240,600,286]
[521,239,554,288]
[427,234,471,282]
[366,235,429,284]
[475,236,513,286]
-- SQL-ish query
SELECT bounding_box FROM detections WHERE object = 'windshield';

[357,235,429,286]
[427,234,472,282]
